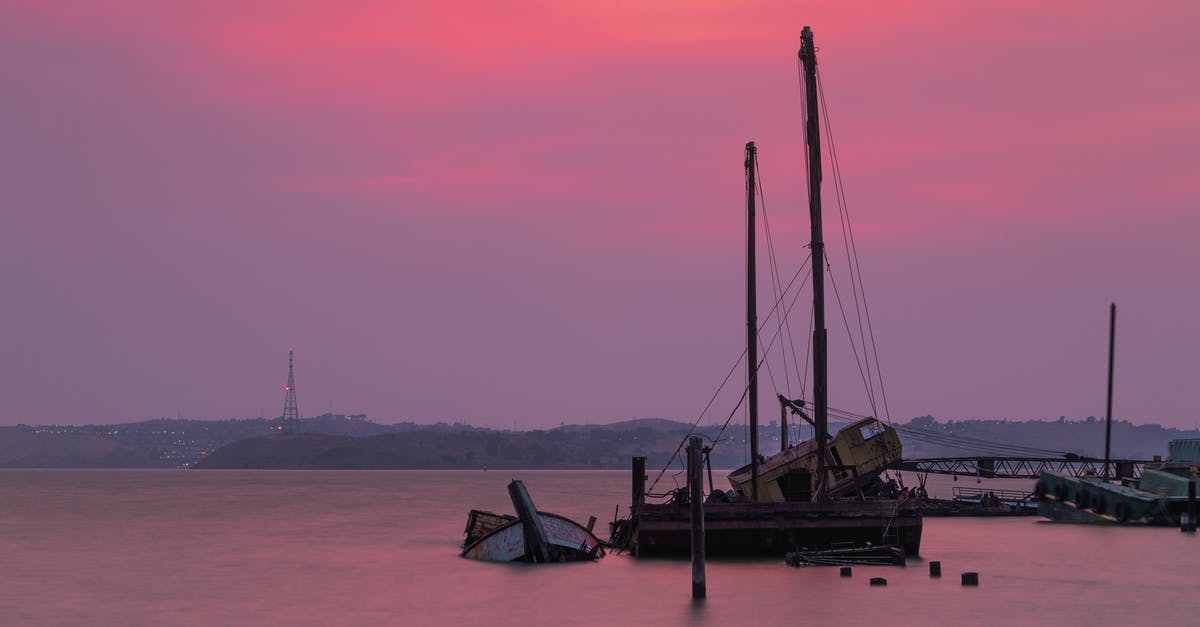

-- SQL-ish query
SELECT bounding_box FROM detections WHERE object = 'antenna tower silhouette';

[282,350,300,433]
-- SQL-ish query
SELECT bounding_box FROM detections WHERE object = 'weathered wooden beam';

[689,436,706,599]
[508,479,551,562]
[632,456,646,557]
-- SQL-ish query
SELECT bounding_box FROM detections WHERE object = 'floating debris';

[785,544,905,567]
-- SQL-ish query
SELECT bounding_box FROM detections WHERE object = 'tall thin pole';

[799,26,829,502]
[1104,303,1116,479]
[746,141,760,502]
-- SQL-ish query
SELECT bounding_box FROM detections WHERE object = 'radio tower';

[282,350,301,433]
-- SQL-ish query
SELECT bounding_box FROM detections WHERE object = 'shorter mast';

[746,141,760,502]
[1104,303,1116,479]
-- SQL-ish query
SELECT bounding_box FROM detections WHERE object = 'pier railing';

[950,487,1034,503]
[893,457,1150,480]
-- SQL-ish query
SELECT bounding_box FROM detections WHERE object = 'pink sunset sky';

[2,1,1197,430]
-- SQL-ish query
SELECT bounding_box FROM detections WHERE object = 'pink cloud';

[2,0,1199,430]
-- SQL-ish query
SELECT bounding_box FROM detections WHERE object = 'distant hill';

[4,414,1196,469]
[195,423,737,470]
[0,427,163,468]
[898,415,1200,460]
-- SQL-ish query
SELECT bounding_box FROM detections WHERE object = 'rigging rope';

[646,258,813,495]
[815,67,894,423]
[825,263,878,418]
[798,48,886,420]
[822,406,1070,457]
[709,267,812,452]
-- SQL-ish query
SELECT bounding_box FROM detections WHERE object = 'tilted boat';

[727,414,902,503]
[611,27,921,558]
[462,480,605,562]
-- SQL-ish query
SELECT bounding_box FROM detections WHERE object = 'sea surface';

[1,469,1194,626]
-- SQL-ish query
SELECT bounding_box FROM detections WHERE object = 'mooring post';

[632,456,646,556]
[1184,479,1197,533]
[688,436,707,599]
[632,456,646,511]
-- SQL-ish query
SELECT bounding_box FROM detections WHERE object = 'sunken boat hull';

[462,512,605,562]
[461,480,606,563]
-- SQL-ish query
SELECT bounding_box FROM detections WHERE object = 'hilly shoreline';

[3,414,1196,470]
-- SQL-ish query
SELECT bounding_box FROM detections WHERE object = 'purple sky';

[2,1,1197,429]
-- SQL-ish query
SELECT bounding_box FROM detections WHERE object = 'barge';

[1036,439,1199,525]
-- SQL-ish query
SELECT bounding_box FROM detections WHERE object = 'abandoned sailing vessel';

[611,27,922,558]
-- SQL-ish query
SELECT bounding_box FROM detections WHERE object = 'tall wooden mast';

[746,141,760,501]
[799,26,829,502]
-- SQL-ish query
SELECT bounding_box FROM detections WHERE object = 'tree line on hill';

[2,413,1194,469]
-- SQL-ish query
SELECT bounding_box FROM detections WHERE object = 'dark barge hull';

[631,499,922,557]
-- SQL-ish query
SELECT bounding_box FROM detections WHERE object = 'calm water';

[1,469,1194,626]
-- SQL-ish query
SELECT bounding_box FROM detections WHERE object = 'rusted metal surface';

[728,417,902,502]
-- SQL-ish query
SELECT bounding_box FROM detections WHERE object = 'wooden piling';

[929,561,942,577]
[962,572,979,586]
[688,436,706,599]
[632,456,646,511]
[632,456,646,556]
[1184,479,1197,533]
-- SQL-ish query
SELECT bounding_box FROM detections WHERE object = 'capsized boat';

[461,480,605,562]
